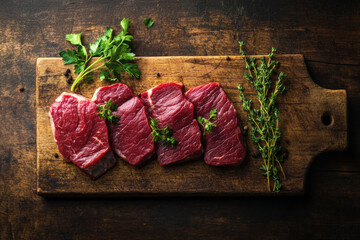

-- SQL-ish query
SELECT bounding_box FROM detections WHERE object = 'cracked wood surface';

[1,0,359,239]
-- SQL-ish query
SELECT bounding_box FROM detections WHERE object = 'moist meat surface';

[141,82,203,165]
[92,83,154,166]
[49,93,116,179]
[185,82,246,166]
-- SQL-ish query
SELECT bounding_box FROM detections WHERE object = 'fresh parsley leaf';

[65,33,83,45]
[104,27,113,38]
[65,33,87,57]
[96,100,119,125]
[110,44,135,61]
[197,109,218,135]
[59,18,140,92]
[122,62,140,78]
[121,51,135,61]
[83,75,93,83]
[143,18,154,29]
[120,18,131,33]
[59,49,77,65]
[99,69,109,81]
[89,38,102,56]
[149,117,177,148]
[99,69,117,81]
[59,45,86,74]
[105,62,124,80]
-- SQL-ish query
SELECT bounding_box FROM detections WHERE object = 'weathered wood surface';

[36,55,347,195]
[1,0,360,239]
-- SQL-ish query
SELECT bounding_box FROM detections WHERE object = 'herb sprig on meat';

[237,41,286,192]
[59,18,140,91]
[97,100,120,125]
[149,117,177,148]
[197,109,218,135]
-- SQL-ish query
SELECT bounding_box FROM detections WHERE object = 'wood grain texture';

[36,55,347,196]
[1,0,359,239]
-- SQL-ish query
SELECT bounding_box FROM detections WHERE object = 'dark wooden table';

[1,1,359,239]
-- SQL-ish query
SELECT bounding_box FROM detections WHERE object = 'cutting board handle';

[301,56,348,153]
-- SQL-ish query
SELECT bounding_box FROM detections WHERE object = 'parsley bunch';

[197,109,218,135]
[97,100,120,125]
[59,18,140,91]
[237,41,286,192]
[149,117,177,148]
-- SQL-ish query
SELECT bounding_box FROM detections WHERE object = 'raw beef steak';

[185,82,246,166]
[141,83,203,165]
[49,93,116,179]
[92,83,154,166]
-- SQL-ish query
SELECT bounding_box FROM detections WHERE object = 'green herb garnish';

[197,109,218,135]
[59,18,140,91]
[149,117,177,148]
[237,41,286,192]
[97,100,120,125]
[143,18,154,29]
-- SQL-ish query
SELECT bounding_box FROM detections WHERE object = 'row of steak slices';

[49,82,246,179]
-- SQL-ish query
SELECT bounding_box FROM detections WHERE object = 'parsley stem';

[83,63,105,76]
[71,56,106,91]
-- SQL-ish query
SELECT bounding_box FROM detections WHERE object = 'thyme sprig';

[237,41,286,192]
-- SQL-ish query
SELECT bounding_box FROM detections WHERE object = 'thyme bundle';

[237,41,286,192]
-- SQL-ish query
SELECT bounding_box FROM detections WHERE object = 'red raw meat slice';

[185,82,246,166]
[49,93,116,179]
[92,83,154,166]
[141,82,203,165]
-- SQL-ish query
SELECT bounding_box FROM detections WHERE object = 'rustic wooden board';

[36,55,347,196]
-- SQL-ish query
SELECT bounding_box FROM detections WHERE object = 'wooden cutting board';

[36,55,347,196]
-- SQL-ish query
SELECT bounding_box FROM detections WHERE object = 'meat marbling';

[141,82,203,165]
[185,82,246,166]
[92,83,154,166]
[49,92,116,179]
